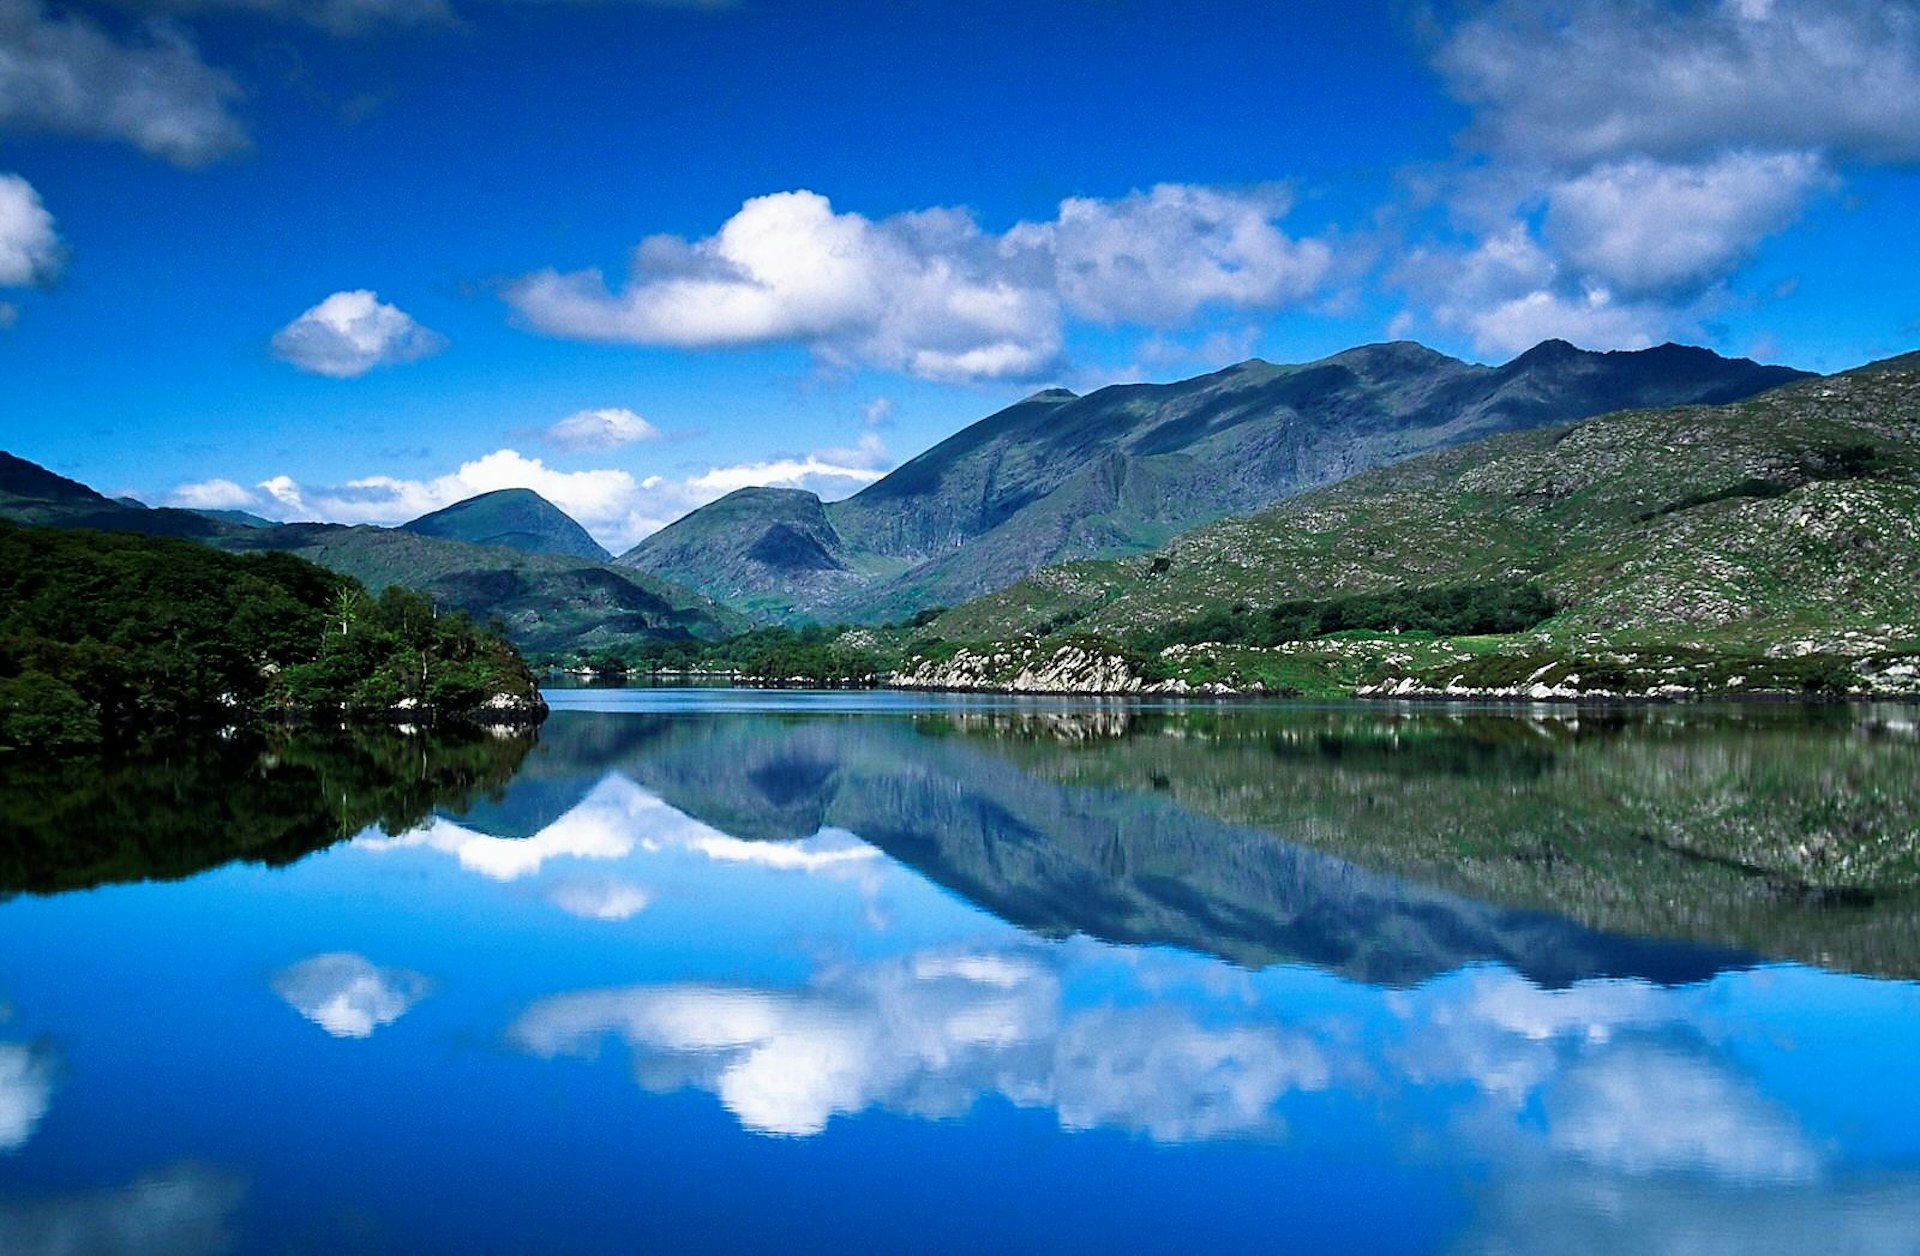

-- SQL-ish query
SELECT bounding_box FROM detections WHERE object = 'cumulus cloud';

[269,952,431,1039]
[270,289,447,378]
[1392,0,1915,354]
[1395,224,1666,356]
[1433,0,1920,167]
[542,406,662,452]
[507,185,1331,383]
[0,0,247,165]
[0,1040,56,1151]
[1543,151,1828,296]
[0,1162,248,1256]
[509,946,1329,1140]
[1025,183,1331,325]
[0,174,60,288]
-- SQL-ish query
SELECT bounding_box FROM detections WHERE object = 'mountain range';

[616,340,1808,624]
[910,352,1920,697]
[0,453,737,657]
[0,337,1832,659]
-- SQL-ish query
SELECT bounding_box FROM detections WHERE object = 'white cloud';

[548,879,653,921]
[0,1040,56,1151]
[269,952,431,1039]
[164,477,259,510]
[506,185,1331,383]
[1434,0,1920,167]
[1540,1041,1817,1183]
[1544,151,1827,296]
[247,432,892,551]
[1395,0,1916,352]
[256,447,641,539]
[543,406,662,452]
[270,289,448,378]
[1030,183,1331,325]
[0,0,247,166]
[361,774,655,880]
[1396,225,1667,356]
[0,174,60,287]
[509,945,1329,1141]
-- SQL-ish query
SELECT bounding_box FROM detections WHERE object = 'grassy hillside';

[912,355,1920,695]
[619,341,1806,624]
[400,487,612,561]
[0,453,739,661]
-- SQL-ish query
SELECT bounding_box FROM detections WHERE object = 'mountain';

[463,709,1754,987]
[400,488,611,561]
[917,352,1920,691]
[0,452,740,658]
[617,340,1810,624]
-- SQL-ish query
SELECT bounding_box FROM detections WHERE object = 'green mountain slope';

[0,452,739,658]
[400,487,612,561]
[915,355,1920,693]
[618,341,1808,624]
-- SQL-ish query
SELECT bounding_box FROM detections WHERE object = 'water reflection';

[1,695,1916,1252]
[270,953,432,1040]
[0,1163,247,1256]
[0,727,534,895]
[511,943,1333,1141]
[488,701,1920,981]
[0,1038,56,1152]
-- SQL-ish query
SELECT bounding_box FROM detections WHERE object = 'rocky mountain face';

[0,454,737,656]
[617,340,1809,624]
[400,487,612,562]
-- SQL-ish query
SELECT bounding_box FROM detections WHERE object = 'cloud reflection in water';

[510,945,1332,1140]
[271,953,431,1039]
[0,1040,56,1152]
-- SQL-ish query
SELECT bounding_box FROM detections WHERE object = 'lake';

[2,692,1919,1253]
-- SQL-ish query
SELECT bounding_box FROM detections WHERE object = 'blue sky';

[3,0,1919,550]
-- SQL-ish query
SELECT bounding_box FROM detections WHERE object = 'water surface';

[2,694,1917,1253]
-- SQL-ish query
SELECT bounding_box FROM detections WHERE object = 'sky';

[3,0,1919,552]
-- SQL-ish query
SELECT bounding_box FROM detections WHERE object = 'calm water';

[2,693,1919,1253]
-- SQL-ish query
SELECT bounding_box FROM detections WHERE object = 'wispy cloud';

[270,289,448,378]
[541,406,662,452]
[0,0,247,166]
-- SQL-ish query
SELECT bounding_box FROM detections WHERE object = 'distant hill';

[926,353,1920,665]
[400,488,611,561]
[0,452,739,658]
[617,339,1810,624]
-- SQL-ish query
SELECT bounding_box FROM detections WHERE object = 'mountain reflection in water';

[0,693,1915,1254]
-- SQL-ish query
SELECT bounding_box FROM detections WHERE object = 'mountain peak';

[402,488,609,561]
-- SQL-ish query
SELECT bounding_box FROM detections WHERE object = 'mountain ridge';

[617,339,1810,624]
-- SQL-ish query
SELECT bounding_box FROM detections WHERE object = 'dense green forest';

[0,522,543,751]
[573,622,885,685]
